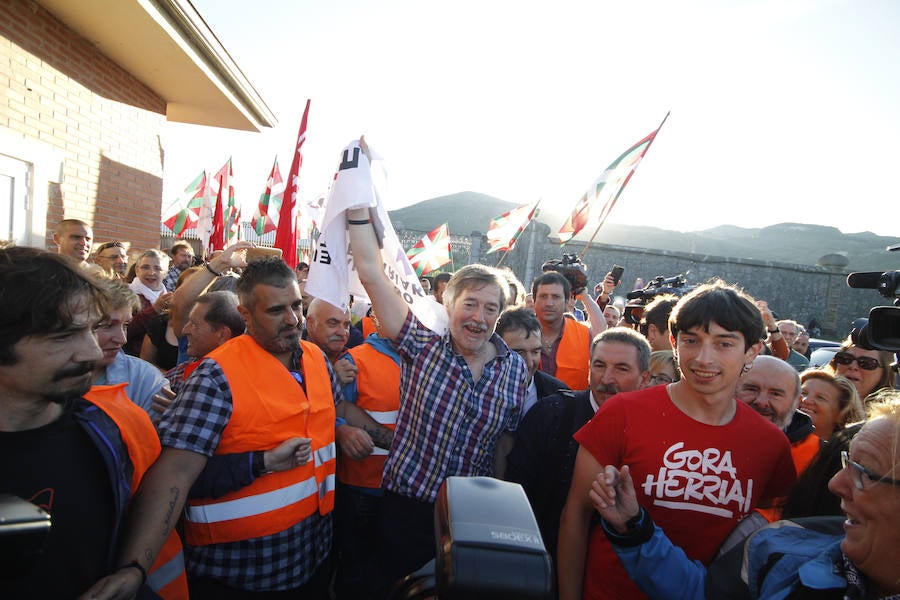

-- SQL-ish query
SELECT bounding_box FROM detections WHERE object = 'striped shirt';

[158,343,342,591]
[383,311,528,502]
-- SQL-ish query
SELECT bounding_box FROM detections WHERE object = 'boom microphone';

[847,271,883,289]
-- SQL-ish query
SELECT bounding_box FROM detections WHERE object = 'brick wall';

[0,0,167,251]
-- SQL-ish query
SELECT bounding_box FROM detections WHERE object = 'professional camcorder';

[541,254,588,297]
[623,274,695,325]
[846,258,900,353]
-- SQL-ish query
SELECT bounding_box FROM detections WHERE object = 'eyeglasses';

[840,450,900,491]
[138,264,163,272]
[832,351,882,371]
[649,374,674,385]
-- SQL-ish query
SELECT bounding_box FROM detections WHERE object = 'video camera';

[846,261,900,352]
[623,274,694,325]
[541,254,588,297]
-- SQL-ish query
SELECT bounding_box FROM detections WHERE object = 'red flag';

[559,113,669,243]
[274,99,310,269]
[209,158,231,252]
[406,224,451,276]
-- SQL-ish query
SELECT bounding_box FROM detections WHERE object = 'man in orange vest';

[333,320,401,599]
[532,271,601,390]
[0,247,187,599]
[84,257,393,599]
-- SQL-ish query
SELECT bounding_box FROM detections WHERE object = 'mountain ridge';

[388,191,900,271]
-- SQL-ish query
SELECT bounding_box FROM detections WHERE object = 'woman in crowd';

[826,340,895,402]
[647,350,679,387]
[124,249,173,356]
[800,370,865,440]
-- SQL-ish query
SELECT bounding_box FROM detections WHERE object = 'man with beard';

[84,257,391,599]
[505,327,650,570]
[346,206,529,596]
[0,247,187,599]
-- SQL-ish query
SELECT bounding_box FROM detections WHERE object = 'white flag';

[306,139,449,335]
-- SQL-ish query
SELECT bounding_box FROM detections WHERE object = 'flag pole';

[495,199,542,268]
[578,111,671,260]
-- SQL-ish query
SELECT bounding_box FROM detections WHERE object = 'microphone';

[847,271,883,289]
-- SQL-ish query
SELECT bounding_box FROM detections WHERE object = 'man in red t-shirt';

[558,280,796,600]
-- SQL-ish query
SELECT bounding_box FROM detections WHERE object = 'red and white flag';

[274,99,310,269]
[486,201,538,254]
[406,224,452,276]
[252,158,284,236]
[209,158,233,252]
[559,113,668,243]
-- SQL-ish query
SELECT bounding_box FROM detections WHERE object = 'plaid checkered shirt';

[383,311,528,502]
[158,341,343,591]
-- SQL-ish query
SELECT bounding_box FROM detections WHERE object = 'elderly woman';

[586,392,900,599]
[800,370,865,440]
[826,340,895,402]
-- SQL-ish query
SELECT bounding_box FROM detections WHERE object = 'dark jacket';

[504,389,594,559]
[533,370,569,400]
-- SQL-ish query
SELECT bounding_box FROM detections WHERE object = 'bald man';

[53,219,93,266]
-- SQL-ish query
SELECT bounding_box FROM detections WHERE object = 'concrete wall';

[0,0,166,251]
[409,222,890,341]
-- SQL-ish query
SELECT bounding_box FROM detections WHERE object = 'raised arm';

[346,206,409,340]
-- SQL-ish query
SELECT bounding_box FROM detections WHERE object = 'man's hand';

[333,357,359,385]
[152,291,175,314]
[589,464,640,534]
[336,424,374,460]
[150,385,176,416]
[78,561,144,599]
[209,240,254,275]
[264,437,312,471]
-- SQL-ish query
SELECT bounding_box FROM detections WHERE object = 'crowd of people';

[1,216,898,600]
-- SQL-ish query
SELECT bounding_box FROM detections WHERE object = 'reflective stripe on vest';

[183,336,337,546]
[85,385,188,600]
[338,344,400,488]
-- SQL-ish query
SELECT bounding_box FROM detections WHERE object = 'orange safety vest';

[84,384,188,600]
[361,316,377,338]
[339,344,399,488]
[182,335,337,547]
[554,318,591,390]
[757,433,821,523]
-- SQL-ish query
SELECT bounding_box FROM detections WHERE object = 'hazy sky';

[162,0,900,237]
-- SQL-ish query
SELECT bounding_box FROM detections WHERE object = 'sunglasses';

[96,241,125,252]
[840,450,900,491]
[832,351,882,371]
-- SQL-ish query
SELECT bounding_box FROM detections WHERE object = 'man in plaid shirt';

[347,206,529,596]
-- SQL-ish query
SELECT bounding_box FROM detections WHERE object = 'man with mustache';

[505,327,651,572]
[0,247,187,598]
[84,257,392,599]
[346,206,529,597]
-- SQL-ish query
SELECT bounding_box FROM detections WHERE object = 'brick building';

[0,0,274,251]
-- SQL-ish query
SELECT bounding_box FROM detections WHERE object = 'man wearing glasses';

[93,241,129,278]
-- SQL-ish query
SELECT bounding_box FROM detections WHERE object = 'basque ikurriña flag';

[486,201,538,254]
[162,171,207,237]
[559,113,668,243]
[252,158,284,236]
[406,224,451,276]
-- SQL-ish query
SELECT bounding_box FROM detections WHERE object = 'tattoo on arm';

[364,425,393,450]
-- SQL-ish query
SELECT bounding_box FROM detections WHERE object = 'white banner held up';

[306,139,449,335]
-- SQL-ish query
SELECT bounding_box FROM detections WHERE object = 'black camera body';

[847,268,900,352]
[541,254,588,297]
[623,274,694,325]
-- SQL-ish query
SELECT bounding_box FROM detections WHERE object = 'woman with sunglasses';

[800,370,865,440]
[827,341,895,402]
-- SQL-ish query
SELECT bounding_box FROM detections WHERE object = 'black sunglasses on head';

[96,241,125,252]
